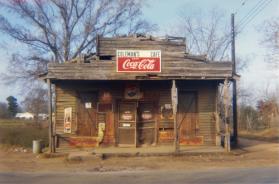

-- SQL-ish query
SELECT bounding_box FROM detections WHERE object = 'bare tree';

[22,86,48,124]
[0,102,9,119]
[260,17,279,68]
[0,0,156,83]
[176,8,231,61]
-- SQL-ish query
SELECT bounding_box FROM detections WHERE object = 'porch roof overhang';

[41,60,234,81]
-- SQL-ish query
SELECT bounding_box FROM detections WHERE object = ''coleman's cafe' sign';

[43,35,234,153]
[116,50,161,72]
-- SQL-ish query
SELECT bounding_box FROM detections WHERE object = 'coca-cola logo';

[123,59,156,70]
[117,50,161,72]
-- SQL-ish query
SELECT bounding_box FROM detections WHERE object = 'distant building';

[38,113,48,120]
[15,112,34,120]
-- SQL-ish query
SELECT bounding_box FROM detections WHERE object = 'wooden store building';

[42,35,236,153]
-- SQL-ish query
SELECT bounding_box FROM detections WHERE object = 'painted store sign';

[116,50,161,72]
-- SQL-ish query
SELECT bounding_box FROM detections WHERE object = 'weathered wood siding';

[54,80,217,149]
[47,61,232,81]
[178,81,217,145]
[158,88,174,143]
[45,36,232,81]
[98,37,186,59]
[55,85,77,135]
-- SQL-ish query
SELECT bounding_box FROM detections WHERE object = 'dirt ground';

[0,138,278,173]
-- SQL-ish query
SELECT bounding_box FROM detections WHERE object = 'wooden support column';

[223,79,231,152]
[52,84,56,153]
[214,84,221,146]
[47,79,54,153]
[171,80,179,153]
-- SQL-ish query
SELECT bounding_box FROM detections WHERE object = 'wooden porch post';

[47,79,54,153]
[172,80,179,153]
[215,83,221,146]
[224,78,231,152]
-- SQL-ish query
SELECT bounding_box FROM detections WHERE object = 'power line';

[237,0,273,33]
[220,0,273,59]
[234,0,250,14]
[237,0,266,26]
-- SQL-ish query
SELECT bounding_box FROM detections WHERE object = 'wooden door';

[177,91,199,145]
[118,102,137,146]
[137,102,156,146]
[77,92,97,136]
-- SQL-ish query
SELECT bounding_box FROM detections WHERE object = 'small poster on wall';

[124,84,140,99]
[64,107,72,133]
[85,102,92,109]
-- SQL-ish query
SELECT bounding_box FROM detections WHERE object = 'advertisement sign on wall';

[116,50,161,72]
[64,107,72,133]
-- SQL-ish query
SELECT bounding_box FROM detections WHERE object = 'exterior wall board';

[54,80,218,148]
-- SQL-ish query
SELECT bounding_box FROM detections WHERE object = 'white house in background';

[38,113,48,120]
[15,112,34,120]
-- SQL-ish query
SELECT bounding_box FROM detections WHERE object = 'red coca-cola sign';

[116,50,161,72]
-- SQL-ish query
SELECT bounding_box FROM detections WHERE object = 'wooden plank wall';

[98,37,186,59]
[198,84,217,145]
[47,61,232,80]
[177,81,217,145]
[55,81,124,147]
[54,80,217,148]
[55,86,77,135]
[46,37,232,81]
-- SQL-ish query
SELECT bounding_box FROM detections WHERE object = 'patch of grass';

[239,128,279,142]
[0,119,34,126]
[0,120,49,148]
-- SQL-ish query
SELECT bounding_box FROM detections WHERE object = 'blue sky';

[142,0,279,98]
[0,0,278,103]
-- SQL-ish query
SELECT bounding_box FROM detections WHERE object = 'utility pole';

[231,13,238,146]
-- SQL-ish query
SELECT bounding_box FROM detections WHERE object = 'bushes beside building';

[238,97,279,131]
[0,119,48,148]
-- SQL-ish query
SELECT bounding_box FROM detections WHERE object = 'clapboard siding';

[98,37,186,57]
[47,61,232,81]
[198,84,216,145]
[55,86,77,135]
[178,81,217,145]
[44,36,233,81]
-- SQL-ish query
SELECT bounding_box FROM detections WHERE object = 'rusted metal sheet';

[180,136,204,145]
[68,137,98,147]
[102,112,115,145]
[159,131,174,142]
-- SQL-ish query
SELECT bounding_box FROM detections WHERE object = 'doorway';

[117,101,156,147]
[177,91,199,145]
[77,92,97,136]
[137,102,156,146]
